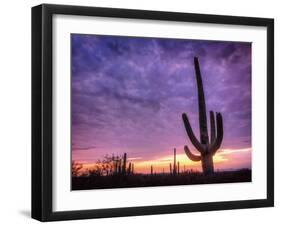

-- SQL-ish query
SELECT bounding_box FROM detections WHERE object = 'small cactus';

[118,159,122,174]
[113,159,118,175]
[173,148,177,175]
[122,153,127,175]
[127,162,132,174]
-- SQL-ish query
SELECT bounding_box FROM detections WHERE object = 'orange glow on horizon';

[75,147,251,174]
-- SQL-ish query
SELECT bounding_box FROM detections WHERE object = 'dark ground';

[72,169,251,190]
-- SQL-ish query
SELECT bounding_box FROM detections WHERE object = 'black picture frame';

[32,4,274,222]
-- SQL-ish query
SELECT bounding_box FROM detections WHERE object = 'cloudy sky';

[71,34,252,173]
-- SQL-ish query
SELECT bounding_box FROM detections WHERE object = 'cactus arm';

[210,111,216,143]
[210,112,223,154]
[182,113,205,153]
[184,145,201,162]
[194,57,209,144]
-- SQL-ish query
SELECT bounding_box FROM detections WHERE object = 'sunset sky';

[71,34,252,174]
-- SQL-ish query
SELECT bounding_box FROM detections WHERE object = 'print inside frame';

[32,4,274,221]
[71,34,252,191]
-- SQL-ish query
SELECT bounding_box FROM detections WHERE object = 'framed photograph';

[32,4,274,221]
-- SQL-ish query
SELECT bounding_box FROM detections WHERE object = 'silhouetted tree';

[72,161,83,177]
[88,153,133,177]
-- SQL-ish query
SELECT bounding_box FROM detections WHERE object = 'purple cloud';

[71,34,251,164]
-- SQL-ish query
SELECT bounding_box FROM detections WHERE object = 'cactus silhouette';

[118,159,122,174]
[127,162,132,174]
[182,57,223,175]
[173,148,177,175]
[122,153,127,175]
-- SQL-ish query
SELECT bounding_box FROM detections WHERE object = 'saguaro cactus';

[182,57,223,175]
[118,159,122,174]
[122,153,127,174]
[113,156,120,175]
[127,162,132,174]
[173,148,177,175]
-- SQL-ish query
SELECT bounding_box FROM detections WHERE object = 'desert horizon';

[73,147,251,175]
